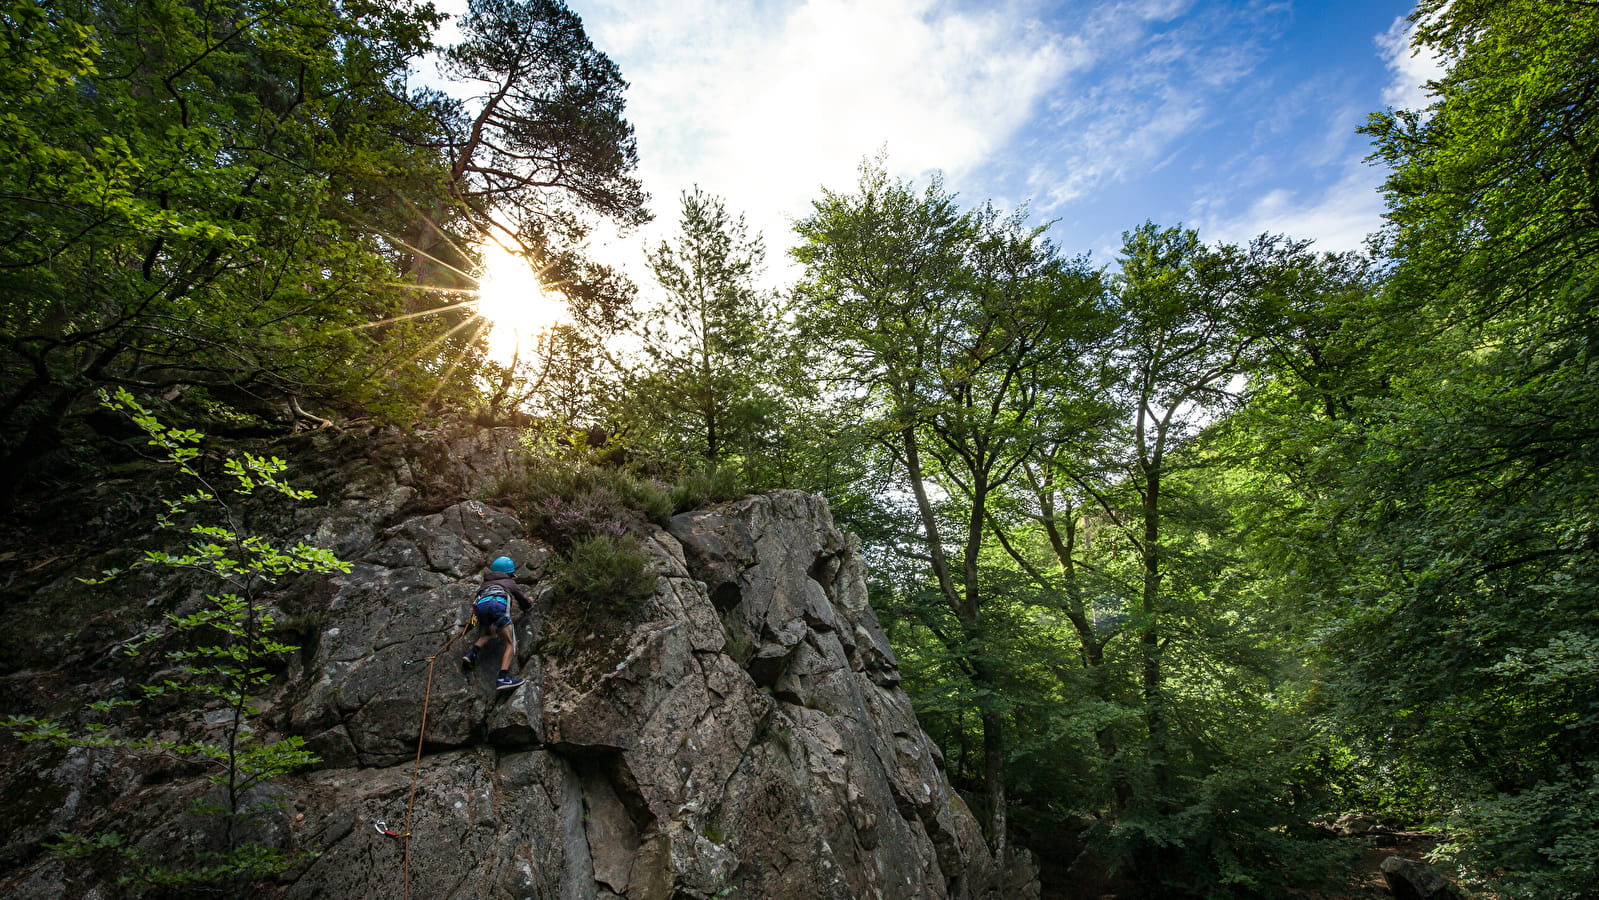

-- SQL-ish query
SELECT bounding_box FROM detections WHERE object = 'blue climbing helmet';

[490,556,515,573]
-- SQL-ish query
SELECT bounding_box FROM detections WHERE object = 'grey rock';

[0,426,1030,899]
[1381,856,1465,900]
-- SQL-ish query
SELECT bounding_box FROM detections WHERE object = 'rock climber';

[462,555,532,691]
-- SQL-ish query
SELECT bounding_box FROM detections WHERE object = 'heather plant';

[538,530,660,663]
[550,533,659,606]
[528,487,630,551]
[500,439,672,530]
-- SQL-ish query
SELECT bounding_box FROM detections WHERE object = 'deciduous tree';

[0,0,452,505]
[795,160,1105,860]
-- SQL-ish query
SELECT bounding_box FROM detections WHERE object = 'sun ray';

[338,205,576,395]
[380,200,483,279]
[352,292,477,331]
[376,310,488,381]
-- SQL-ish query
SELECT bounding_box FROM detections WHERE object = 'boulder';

[1381,855,1465,900]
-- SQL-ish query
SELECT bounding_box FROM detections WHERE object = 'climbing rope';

[379,619,473,900]
[376,583,530,898]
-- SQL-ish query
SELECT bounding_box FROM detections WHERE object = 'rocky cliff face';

[0,426,1038,899]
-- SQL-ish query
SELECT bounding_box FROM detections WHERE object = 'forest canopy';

[5,0,1597,897]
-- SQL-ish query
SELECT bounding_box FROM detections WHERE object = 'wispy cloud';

[1375,14,1446,112]
[1024,0,1287,209]
[1197,159,1385,253]
[1192,13,1451,255]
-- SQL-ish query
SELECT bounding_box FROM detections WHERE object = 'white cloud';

[1198,160,1386,253]
[1040,93,1205,207]
[572,0,1076,283]
[1375,15,1446,112]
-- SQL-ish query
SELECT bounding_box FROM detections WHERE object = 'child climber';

[463,555,533,691]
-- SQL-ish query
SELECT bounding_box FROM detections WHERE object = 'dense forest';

[4,0,1596,897]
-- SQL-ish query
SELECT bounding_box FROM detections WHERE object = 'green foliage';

[0,0,458,481]
[0,0,654,504]
[794,156,1116,856]
[7,2,1594,896]
[2,390,344,889]
[1214,3,1599,893]
[794,158,1363,892]
[1442,765,1599,900]
[1106,5,1599,896]
[538,529,656,664]
[610,188,818,490]
[1365,0,1599,323]
[550,533,657,606]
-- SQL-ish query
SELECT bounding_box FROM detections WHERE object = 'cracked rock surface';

[0,427,1037,899]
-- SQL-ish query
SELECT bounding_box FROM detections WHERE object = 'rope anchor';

[373,821,407,837]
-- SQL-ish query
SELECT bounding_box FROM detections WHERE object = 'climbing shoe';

[496,675,524,691]
[460,653,476,672]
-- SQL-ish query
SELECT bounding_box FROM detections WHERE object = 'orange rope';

[400,621,472,900]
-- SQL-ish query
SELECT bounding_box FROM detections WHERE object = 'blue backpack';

[475,583,511,616]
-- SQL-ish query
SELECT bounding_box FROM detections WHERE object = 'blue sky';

[447,0,1443,285]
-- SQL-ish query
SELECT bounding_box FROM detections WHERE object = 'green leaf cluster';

[4,390,346,891]
[0,0,652,506]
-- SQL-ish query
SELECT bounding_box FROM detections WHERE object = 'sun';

[473,242,567,364]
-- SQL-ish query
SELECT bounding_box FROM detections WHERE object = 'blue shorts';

[474,598,511,633]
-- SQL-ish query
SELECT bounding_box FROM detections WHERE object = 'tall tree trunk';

[982,706,1008,865]
[966,480,1007,861]
[901,425,1008,858]
[1139,464,1167,797]
[901,426,960,605]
